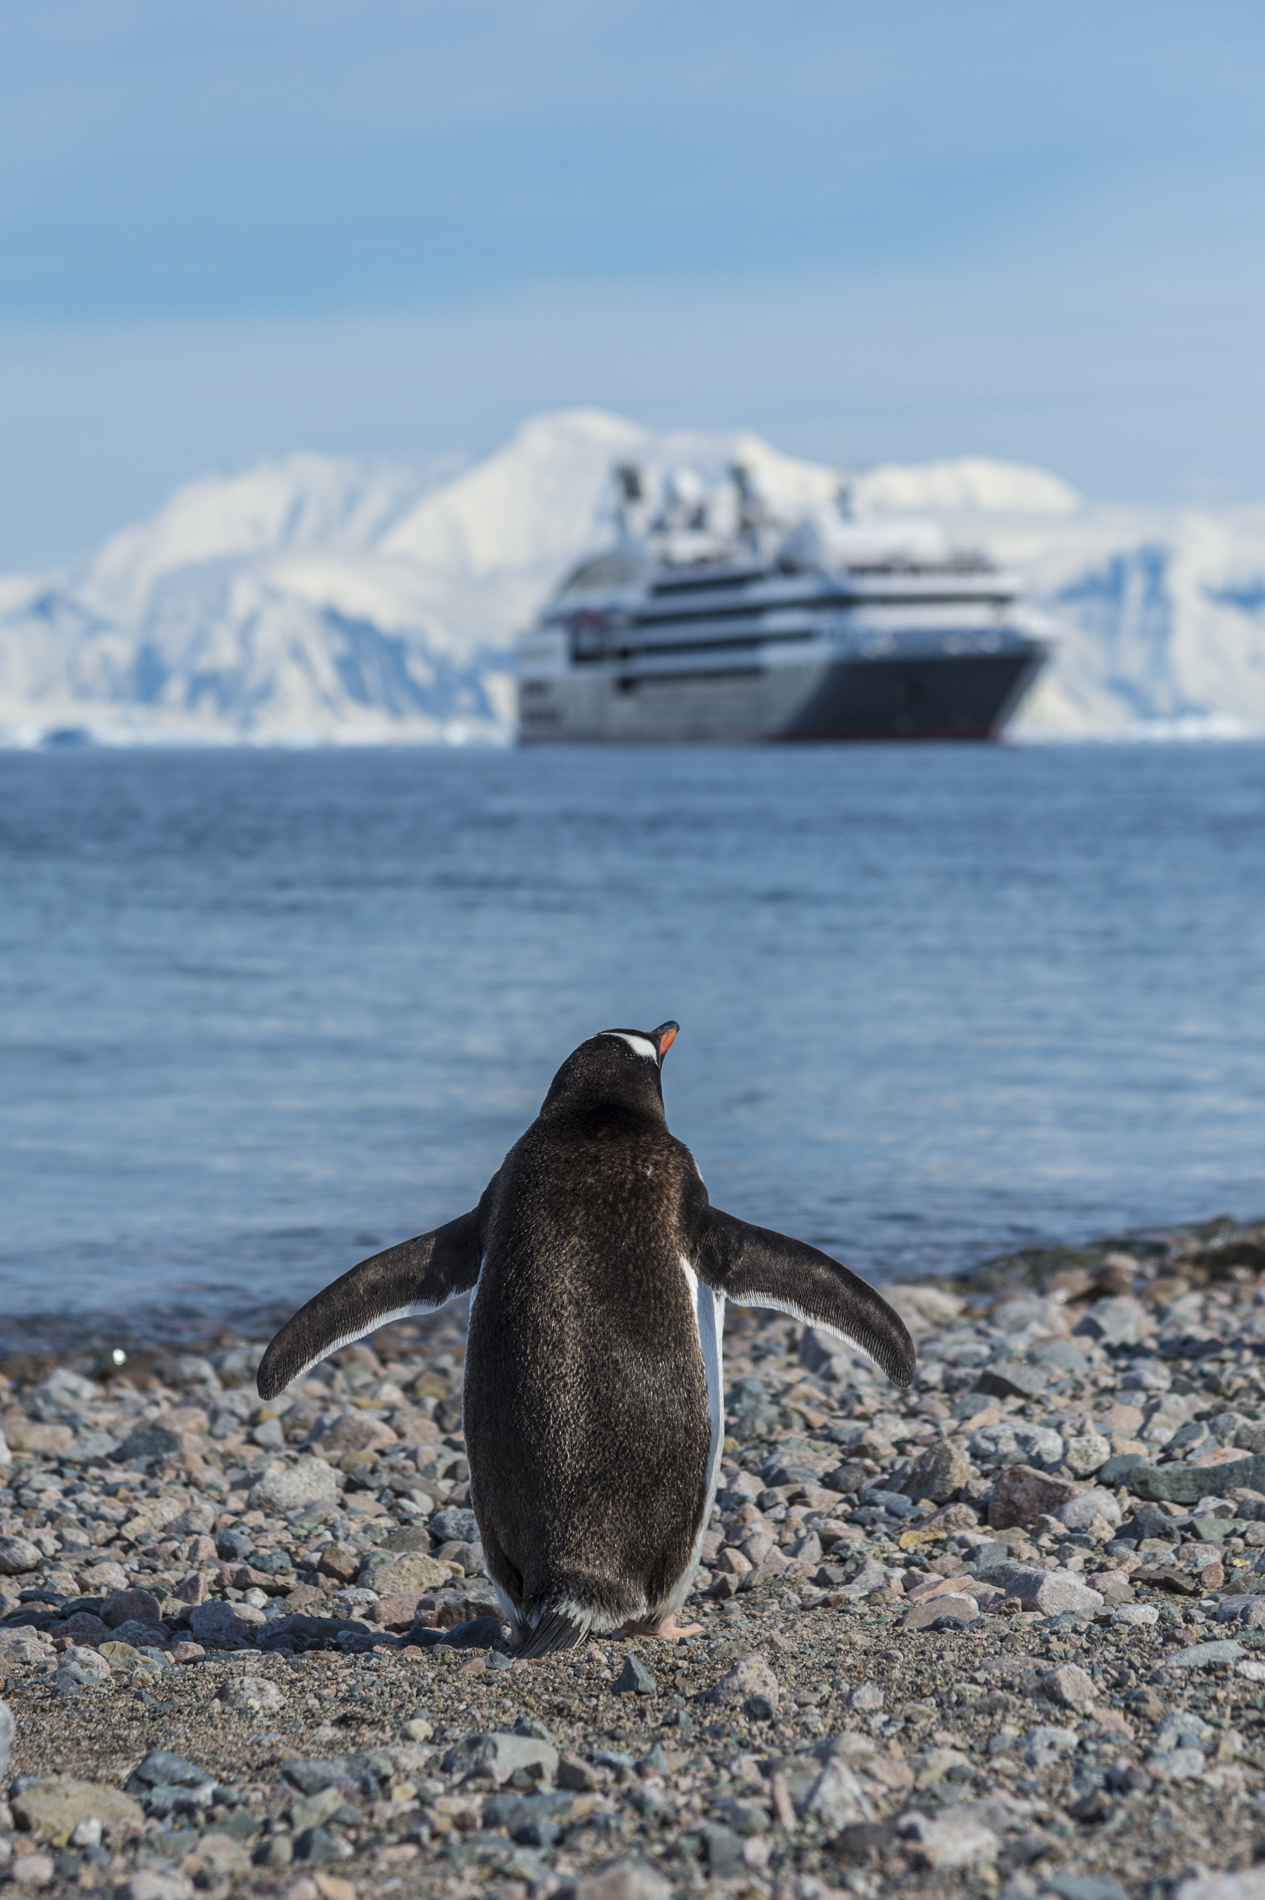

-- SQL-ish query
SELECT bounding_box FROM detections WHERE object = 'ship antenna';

[731,462,765,550]
[613,463,643,541]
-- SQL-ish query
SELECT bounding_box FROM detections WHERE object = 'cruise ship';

[517,464,1051,743]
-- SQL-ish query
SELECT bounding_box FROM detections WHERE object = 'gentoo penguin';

[257,1023,915,1657]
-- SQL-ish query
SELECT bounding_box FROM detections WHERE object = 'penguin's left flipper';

[696,1207,917,1389]
[256,1201,487,1401]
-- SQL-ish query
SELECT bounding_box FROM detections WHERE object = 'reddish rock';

[371,1592,426,1628]
[318,1413,398,1454]
[918,1502,980,1534]
[53,1612,108,1645]
[988,1464,1080,1530]
[76,1562,128,1595]
[902,1591,979,1631]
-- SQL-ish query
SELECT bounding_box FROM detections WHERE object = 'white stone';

[1063,1433,1112,1478]
[218,1675,284,1711]
[898,1807,1000,1869]
[804,1760,876,1830]
[1175,1873,1265,1900]
[1112,1604,1159,1626]
[248,1458,340,1512]
[967,1422,1064,1470]
[1056,1489,1122,1530]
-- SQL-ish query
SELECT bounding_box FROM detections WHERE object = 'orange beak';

[652,1021,679,1060]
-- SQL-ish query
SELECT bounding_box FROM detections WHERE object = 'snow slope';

[1,408,1264,743]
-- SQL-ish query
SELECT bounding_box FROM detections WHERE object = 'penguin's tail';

[515,1603,592,1660]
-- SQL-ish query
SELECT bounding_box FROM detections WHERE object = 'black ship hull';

[518,644,1046,744]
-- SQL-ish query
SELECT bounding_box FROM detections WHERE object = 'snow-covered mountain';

[2,408,1264,744]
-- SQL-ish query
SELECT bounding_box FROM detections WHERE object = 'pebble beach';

[2,1221,1265,1900]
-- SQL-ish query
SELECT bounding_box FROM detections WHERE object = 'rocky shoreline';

[0,1220,1264,1900]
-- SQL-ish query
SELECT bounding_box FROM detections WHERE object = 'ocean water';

[2,741,1264,1349]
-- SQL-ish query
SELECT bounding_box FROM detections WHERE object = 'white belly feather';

[674,1254,726,1608]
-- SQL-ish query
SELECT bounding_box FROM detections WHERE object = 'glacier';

[1,407,1264,745]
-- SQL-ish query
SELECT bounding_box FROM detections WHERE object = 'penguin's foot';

[618,1614,703,1643]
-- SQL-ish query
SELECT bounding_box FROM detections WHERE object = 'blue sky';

[2,0,1264,564]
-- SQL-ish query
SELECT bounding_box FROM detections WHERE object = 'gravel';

[1,1219,1265,1897]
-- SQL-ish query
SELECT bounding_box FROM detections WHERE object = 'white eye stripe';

[606,1032,658,1061]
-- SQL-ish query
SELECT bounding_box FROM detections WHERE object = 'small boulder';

[101,1588,164,1629]
[557,1859,672,1900]
[248,1459,340,1512]
[905,1441,972,1505]
[705,1653,780,1713]
[3,1423,73,1455]
[1064,1432,1112,1477]
[1002,1567,1103,1617]
[317,1413,397,1454]
[1056,1490,1122,1532]
[12,1778,144,1845]
[613,1655,657,1696]
[898,1806,999,1869]
[970,1424,1064,1472]
[1038,1663,1097,1708]
[370,1552,452,1597]
[218,1675,284,1711]
[0,1535,42,1575]
[803,1758,875,1829]
[444,1730,558,1786]
[988,1464,1079,1529]
[188,1599,261,1646]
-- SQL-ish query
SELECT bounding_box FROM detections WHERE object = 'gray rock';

[292,1825,340,1862]
[1099,1452,1146,1484]
[249,1458,341,1512]
[803,1757,875,1829]
[726,1377,780,1437]
[1064,1431,1112,1478]
[1168,1638,1245,1669]
[897,1807,999,1869]
[1124,1501,1180,1541]
[444,1730,559,1786]
[430,1507,479,1543]
[0,1700,13,1782]
[1024,1724,1079,1768]
[973,1360,1048,1400]
[280,1760,351,1797]
[1056,1489,1122,1531]
[1045,1878,1128,1900]
[905,1440,972,1504]
[0,1536,42,1575]
[701,1824,744,1878]
[1073,1297,1146,1346]
[1031,1341,1090,1377]
[188,1599,258,1645]
[558,1860,672,1900]
[1174,1870,1265,1900]
[953,1391,1000,1423]
[126,1750,213,1792]
[613,1655,657,1696]
[1002,1567,1103,1616]
[1130,1454,1264,1504]
[110,1426,181,1465]
[968,1422,1064,1470]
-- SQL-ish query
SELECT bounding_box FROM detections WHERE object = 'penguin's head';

[540,1021,680,1123]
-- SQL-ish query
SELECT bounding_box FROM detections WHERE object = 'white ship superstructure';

[518,464,1051,743]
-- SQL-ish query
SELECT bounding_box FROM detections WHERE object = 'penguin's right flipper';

[695,1207,917,1388]
[256,1199,488,1401]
